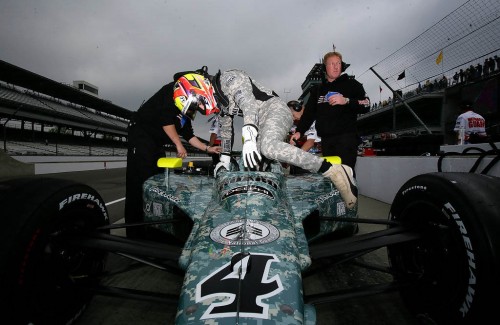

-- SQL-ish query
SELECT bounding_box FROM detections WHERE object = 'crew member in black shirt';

[291,51,370,169]
[125,70,221,238]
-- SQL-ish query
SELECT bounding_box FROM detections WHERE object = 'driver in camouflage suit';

[210,69,358,209]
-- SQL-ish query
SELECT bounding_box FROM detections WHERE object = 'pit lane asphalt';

[41,168,420,325]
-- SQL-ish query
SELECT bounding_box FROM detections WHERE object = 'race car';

[0,156,499,324]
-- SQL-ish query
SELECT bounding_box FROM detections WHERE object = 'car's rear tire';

[0,177,109,325]
[388,172,500,324]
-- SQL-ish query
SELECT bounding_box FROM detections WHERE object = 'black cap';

[287,100,302,112]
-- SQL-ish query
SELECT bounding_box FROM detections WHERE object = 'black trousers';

[124,126,164,238]
[321,132,359,169]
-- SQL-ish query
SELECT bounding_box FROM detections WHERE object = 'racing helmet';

[173,73,219,120]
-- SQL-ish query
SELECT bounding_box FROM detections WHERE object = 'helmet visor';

[182,93,202,120]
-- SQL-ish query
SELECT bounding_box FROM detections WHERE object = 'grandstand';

[354,0,500,154]
[0,81,128,135]
[0,58,130,156]
[5,140,127,157]
[0,60,207,157]
[368,0,500,93]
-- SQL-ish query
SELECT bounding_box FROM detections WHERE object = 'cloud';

[0,0,468,147]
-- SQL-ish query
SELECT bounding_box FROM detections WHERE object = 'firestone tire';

[388,172,500,324]
[0,177,109,325]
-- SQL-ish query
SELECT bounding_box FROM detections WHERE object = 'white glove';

[242,124,261,169]
[214,153,231,177]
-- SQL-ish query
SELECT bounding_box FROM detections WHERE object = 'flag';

[379,86,383,93]
[436,50,443,65]
[397,70,405,80]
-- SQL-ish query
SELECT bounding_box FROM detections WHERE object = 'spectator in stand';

[453,100,488,145]
[452,72,459,85]
[459,69,465,83]
[475,62,483,79]
[439,75,448,89]
[291,51,370,169]
[467,65,476,82]
[424,79,431,91]
[487,57,496,74]
[495,55,500,71]
[484,58,491,76]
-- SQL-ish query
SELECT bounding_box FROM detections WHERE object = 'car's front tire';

[388,172,500,324]
[0,177,109,325]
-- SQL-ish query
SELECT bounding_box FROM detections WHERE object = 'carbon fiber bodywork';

[143,159,358,324]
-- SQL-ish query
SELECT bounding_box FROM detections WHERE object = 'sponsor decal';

[222,139,232,152]
[315,190,340,204]
[221,184,274,200]
[152,202,163,217]
[196,253,283,320]
[148,186,181,203]
[401,185,427,196]
[218,175,278,192]
[336,202,346,216]
[225,75,236,86]
[59,193,108,220]
[443,202,477,318]
[218,175,278,200]
[210,219,279,246]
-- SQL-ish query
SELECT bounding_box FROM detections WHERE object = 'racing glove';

[214,153,231,177]
[242,124,262,169]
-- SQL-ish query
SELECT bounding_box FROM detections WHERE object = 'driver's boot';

[323,164,358,209]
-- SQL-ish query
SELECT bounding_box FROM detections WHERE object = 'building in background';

[73,80,99,97]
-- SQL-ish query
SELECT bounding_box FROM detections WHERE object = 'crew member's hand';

[214,153,231,177]
[328,93,348,106]
[242,124,262,169]
[176,144,187,158]
[289,132,301,145]
[208,146,222,154]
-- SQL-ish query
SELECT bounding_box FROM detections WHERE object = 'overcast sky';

[0,0,468,145]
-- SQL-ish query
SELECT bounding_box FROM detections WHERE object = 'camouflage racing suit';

[214,69,325,173]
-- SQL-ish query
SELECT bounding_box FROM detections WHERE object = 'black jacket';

[297,74,369,137]
[131,82,195,146]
